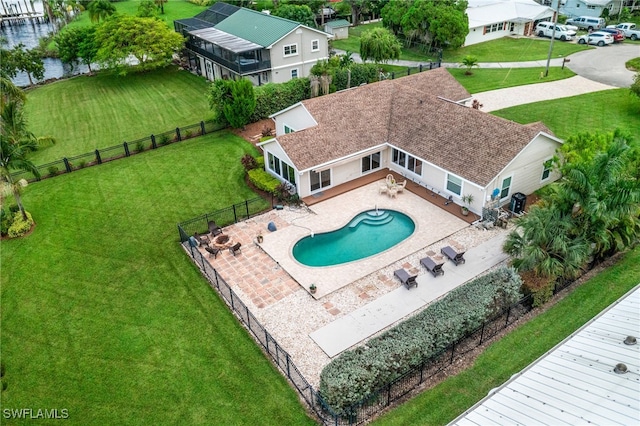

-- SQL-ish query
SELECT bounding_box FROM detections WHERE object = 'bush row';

[250,77,311,122]
[318,267,523,414]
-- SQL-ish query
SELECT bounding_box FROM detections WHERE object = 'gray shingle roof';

[275,68,552,186]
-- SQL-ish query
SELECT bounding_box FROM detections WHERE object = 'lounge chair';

[441,246,466,265]
[194,232,210,246]
[394,268,418,289]
[420,257,444,277]
[229,242,242,256]
[208,220,223,237]
[205,246,220,259]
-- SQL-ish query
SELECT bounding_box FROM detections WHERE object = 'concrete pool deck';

[258,181,470,298]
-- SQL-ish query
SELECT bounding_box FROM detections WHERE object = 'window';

[310,169,330,192]
[541,160,552,181]
[587,4,595,9]
[290,68,298,79]
[284,125,295,134]
[500,176,512,199]
[392,148,422,176]
[361,152,381,173]
[484,22,505,34]
[283,43,298,57]
[267,152,296,185]
[311,39,319,52]
[446,174,462,196]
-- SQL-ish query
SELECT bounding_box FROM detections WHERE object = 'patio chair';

[379,185,388,195]
[420,257,444,277]
[388,187,398,198]
[396,180,407,193]
[205,246,220,259]
[394,268,418,289]
[441,246,466,265]
[208,220,223,237]
[229,242,242,256]
[194,232,210,246]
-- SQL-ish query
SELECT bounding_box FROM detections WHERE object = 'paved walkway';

[309,232,508,357]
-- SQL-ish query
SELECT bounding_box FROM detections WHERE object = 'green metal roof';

[214,9,299,48]
[325,19,350,29]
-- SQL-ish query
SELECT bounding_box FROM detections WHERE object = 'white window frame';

[311,39,319,52]
[540,158,553,182]
[500,175,513,200]
[446,173,463,196]
[290,68,299,79]
[310,169,331,192]
[283,43,298,57]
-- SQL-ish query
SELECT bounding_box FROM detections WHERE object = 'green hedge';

[318,267,523,414]
[247,168,281,195]
[8,211,34,238]
[333,63,380,91]
[250,78,311,122]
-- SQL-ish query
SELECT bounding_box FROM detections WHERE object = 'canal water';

[1,0,89,87]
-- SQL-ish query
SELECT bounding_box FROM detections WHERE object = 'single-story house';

[174,2,332,85]
[465,0,556,46]
[259,67,563,216]
[560,0,623,18]
[324,19,351,39]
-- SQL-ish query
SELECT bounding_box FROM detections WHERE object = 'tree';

[0,100,55,221]
[137,0,159,18]
[154,0,167,14]
[55,27,82,70]
[360,27,401,63]
[460,55,479,75]
[10,44,44,86]
[271,4,315,27]
[631,72,640,100]
[76,27,99,73]
[208,79,256,129]
[87,0,115,23]
[94,15,184,74]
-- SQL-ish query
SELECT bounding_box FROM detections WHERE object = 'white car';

[535,22,576,41]
[577,31,614,46]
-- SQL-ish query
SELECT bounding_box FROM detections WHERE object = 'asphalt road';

[565,43,638,88]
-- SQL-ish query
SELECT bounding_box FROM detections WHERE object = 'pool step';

[349,211,393,228]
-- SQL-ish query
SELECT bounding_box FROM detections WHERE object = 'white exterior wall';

[561,0,607,17]
[484,135,561,207]
[465,25,512,45]
[270,28,330,84]
[330,26,349,39]
[272,104,316,136]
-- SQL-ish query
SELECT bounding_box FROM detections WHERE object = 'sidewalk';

[309,233,509,357]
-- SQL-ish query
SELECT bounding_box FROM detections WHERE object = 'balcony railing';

[185,42,271,74]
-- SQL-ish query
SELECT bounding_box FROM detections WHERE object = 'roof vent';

[624,335,637,345]
[614,363,628,374]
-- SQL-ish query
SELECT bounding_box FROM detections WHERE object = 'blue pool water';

[292,210,415,267]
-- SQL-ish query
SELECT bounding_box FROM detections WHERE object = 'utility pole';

[544,0,562,77]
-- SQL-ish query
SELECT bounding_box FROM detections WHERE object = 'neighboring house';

[175,2,332,85]
[324,19,351,39]
[465,0,556,46]
[259,68,563,216]
[560,0,623,17]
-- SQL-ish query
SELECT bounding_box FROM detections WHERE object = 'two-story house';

[175,3,332,85]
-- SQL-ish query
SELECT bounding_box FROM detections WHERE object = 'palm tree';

[0,100,54,221]
[87,0,116,23]
[0,76,26,108]
[503,204,590,281]
[460,55,479,75]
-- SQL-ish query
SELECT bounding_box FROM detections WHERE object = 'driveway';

[565,44,638,88]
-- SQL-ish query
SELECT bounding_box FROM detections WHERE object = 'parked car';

[600,27,625,43]
[535,22,576,41]
[577,31,614,46]
[566,16,606,31]
[606,23,640,40]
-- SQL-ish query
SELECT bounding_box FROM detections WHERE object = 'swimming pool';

[292,210,415,267]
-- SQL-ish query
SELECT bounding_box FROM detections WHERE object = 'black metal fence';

[177,205,583,425]
[12,120,225,182]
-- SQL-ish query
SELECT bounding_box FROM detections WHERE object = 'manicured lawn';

[0,132,316,425]
[492,89,640,139]
[65,0,207,29]
[24,67,213,164]
[332,22,590,63]
[373,246,640,425]
[449,67,576,93]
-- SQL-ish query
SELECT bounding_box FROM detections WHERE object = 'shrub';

[8,211,34,238]
[159,134,170,145]
[256,156,265,169]
[247,168,281,194]
[250,77,310,122]
[261,125,273,137]
[185,129,193,139]
[48,166,58,177]
[8,205,19,214]
[333,63,380,91]
[0,209,11,236]
[77,160,87,169]
[520,270,555,307]
[136,141,146,152]
[241,154,258,171]
[319,267,523,414]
